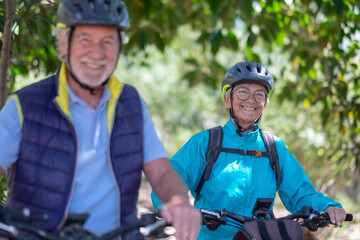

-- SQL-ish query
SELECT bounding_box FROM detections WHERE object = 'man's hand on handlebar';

[325,206,347,228]
[158,198,201,240]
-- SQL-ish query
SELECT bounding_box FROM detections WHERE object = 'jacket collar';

[54,61,124,126]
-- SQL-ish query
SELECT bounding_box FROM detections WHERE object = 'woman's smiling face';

[225,83,267,128]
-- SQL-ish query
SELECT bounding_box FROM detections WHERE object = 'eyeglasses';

[233,89,267,103]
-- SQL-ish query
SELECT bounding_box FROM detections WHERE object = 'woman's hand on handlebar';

[159,197,201,240]
[325,206,347,228]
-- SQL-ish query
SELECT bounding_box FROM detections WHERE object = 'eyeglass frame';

[232,87,268,103]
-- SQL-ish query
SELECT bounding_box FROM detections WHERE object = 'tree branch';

[0,0,15,109]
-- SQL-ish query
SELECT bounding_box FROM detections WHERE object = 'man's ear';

[58,33,68,56]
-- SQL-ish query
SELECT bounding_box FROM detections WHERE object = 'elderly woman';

[152,61,346,240]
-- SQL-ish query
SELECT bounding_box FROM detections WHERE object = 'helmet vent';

[74,2,83,12]
[57,0,129,30]
[104,0,111,11]
[256,65,261,73]
[222,61,274,94]
[117,5,123,14]
[88,0,96,11]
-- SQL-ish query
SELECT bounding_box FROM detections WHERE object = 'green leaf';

[184,58,199,67]
[210,30,222,54]
[246,32,257,47]
[183,70,200,87]
[316,0,323,9]
[332,0,345,16]
[208,0,220,14]
[224,31,239,50]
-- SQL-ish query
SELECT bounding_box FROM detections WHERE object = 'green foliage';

[115,37,228,155]
[0,0,58,94]
[0,175,7,206]
[0,0,359,206]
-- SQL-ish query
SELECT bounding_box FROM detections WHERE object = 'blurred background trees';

[1,0,359,236]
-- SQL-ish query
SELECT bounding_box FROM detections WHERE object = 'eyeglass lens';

[234,89,266,103]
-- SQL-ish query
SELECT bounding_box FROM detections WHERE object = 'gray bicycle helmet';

[222,61,274,100]
[56,0,129,31]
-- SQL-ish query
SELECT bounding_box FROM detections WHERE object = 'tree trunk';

[0,0,15,110]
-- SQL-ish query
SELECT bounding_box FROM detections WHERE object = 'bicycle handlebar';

[279,207,353,232]
[98,213,169,240]
[0,206,59,240]
[201,206,353,232]
[0,206,170,240]
[1,205,352,239]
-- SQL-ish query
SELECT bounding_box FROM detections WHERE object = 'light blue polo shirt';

[0,84,168,235]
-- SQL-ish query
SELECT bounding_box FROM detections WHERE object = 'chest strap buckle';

[253,150,262,157]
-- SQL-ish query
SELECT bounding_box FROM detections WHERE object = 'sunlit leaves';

[0,0,58,95]
[303,99,310,108]
[0,0,359,193]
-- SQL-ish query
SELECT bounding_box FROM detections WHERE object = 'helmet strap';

[64,27,121,95]
[68,70,109,95]
[229,88,259,136]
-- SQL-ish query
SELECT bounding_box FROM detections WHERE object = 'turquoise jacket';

[152,119,341,240]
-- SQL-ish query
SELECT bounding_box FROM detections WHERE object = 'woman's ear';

[224,94,232,109]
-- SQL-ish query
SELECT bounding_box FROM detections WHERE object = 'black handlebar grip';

[345,214,353,222]
[325,212,353,222]
[324,212,353,222]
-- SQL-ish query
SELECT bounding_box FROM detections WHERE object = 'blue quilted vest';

[6,69,143,234]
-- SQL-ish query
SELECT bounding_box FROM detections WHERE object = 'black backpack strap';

[194,126,223,203]
[256,221,272,240]
[194,127,281,203]
[261,130,281,187]
[214,147,266,157]
[277,220,292,240]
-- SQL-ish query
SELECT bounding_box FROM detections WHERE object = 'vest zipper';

[106,92,122,227]
[53,101,80,231]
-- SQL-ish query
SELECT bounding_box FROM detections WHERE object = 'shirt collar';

[67,84,111,108]
[225,118,260,137]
